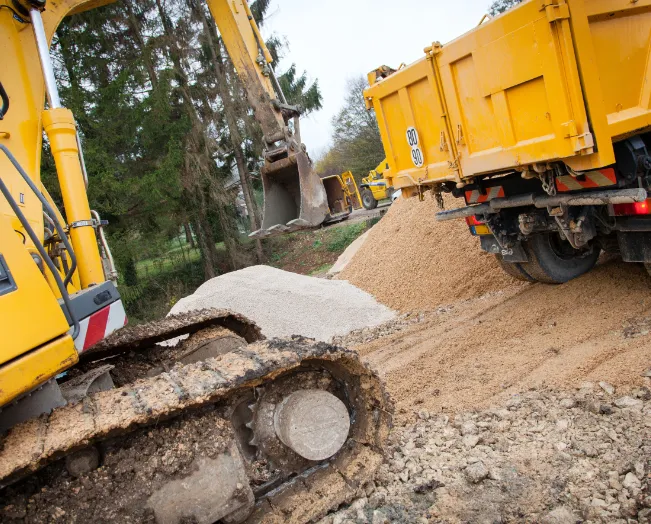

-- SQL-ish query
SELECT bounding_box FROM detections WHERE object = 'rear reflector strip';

[465,186,505,204]
[556,168,617,192]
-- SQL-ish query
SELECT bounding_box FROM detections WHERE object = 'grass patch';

[325,222,367,252]
[309,263,333,275]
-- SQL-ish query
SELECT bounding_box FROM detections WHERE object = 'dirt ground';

[326,194,651,523]
[352,260,650,420]
[335,194,651,418]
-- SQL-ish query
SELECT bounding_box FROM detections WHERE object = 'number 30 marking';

[406,126,424,168]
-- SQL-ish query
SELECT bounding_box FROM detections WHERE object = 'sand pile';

[168,265,395,342]
[356,259,651,417]
[338,194,516,311]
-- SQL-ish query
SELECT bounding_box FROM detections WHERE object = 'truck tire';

[520,232,600,284]
[495,254,537,282]
[361,189,378,210]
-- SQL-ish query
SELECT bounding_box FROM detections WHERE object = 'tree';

[488,0,522,16]
[46,0,324,291]
[317,76,384,183]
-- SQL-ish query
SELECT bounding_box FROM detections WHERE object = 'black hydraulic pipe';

[0,145,79,340]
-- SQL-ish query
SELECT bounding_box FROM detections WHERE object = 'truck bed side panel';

[366,0,651,188]
[367,58,460,189]
[585,0,651,140]
[437,0,593,178]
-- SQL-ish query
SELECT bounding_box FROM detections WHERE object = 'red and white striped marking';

[74,300,128,353]
[465,186,505,204]
[556,168,617,192]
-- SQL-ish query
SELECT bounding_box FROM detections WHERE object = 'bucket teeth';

[286,218,311,228]
[245,421,254,430]
[249,436,258,447]
[248,229,270,239]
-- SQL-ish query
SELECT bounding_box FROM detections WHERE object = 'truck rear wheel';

[494,254,537,282]
[521,232,600,284]
[361,189,378,210]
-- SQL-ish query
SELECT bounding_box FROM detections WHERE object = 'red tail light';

[465,215,485,226]
[613,198,651,216]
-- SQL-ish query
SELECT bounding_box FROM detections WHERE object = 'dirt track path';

[326,260,651,524]
[356,260,651,419]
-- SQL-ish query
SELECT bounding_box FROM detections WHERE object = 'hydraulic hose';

[0,145,79,339]
[0,81,8,120]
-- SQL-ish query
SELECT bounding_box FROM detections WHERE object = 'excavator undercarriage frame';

[0,310,392,524]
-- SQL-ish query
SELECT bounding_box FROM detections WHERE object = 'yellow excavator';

[0,0,390,521]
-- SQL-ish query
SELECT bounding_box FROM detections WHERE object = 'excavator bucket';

[250,150,329,238]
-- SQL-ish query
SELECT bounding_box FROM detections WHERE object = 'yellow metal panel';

[0,0,113,295]
[0,336,77,407]
[364,58,458,190]
[0,4,46,250]
[586,1,651,140]
[437,0,594,178]
[563,0,615,171]
[0,213,72,364]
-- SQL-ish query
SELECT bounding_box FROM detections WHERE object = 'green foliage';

[325,222,367,252]
[488,0,523,16]
[44,0,324,320]
[316,77,385,183]
[279,65,323,116]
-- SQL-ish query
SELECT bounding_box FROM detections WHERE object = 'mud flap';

[480,235,528,263]
[250,151,328,238]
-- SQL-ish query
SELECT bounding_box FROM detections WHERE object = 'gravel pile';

[320,385,650,523]
[337,194,518,312]
[168,265,396,342]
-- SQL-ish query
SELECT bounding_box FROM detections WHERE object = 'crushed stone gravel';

[168,265,396,342]
[319,387,651,524]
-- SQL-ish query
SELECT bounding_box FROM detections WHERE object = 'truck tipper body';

[364,0,651,283]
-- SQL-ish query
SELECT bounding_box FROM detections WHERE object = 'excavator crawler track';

[82,308,264,360]
[0,336,392,523]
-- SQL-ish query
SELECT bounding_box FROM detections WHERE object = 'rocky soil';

[320,384,651,524]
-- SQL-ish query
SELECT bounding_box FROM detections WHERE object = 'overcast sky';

[263,0,493,157]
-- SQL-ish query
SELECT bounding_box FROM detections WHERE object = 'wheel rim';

[546,233,594,261]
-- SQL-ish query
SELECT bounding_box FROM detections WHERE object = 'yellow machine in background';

[365,0,651,284]
[321,171,362,223]
[341,170,362,210]
[360,158,393,210]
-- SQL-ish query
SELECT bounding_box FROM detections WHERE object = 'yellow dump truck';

[365,0,651,283]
